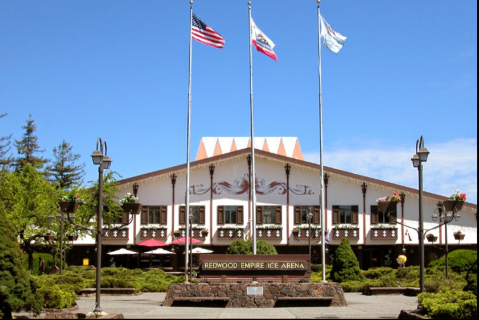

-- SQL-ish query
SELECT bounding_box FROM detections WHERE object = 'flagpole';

[317,0,326,283]
[248,1,257,255]
[184,0,194,283]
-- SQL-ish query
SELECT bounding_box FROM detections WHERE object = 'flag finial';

[248,1,251,5]
[190,1,193,5]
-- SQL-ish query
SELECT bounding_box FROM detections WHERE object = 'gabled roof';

[118,147,477,213]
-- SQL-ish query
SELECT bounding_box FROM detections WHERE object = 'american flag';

[192,13,225,49]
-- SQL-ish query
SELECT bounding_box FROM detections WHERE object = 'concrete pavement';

[15,291,420,319]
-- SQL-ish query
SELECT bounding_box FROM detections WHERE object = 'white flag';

[320,15,347,54]
[250,17,277,61]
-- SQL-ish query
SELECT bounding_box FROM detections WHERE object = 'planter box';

[58,201,79,214]
[256,228,282,239]
[377,201,398,213]
[426,236,438,243]
[292,229,322,240]
[67,235,78,241]
[44,235,55,241]
[179,228,208,240]
[370,228,398,240]
[103,228,129,240]
[217,228,244,239]
[332,228,359,240]
[454,234,465,240]
[443,200,464,212]
[139,228,168,240]
[122,202,142,215]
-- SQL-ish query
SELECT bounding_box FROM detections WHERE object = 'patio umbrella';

[171,236,203,245]
[137,238,168,247]
[107,248,138,255]
[144,248,175,255]
[183,247,213,254]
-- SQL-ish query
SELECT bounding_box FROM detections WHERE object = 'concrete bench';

[79,288,136,296]
[275,296,333,307]
[171,296,231,307]
[363,287,420,296]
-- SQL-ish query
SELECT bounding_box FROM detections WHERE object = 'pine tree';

[330,237,365,283]
[0,113,14,170]
[0,197,43,318]
[14,114,49,171]
[46,140,86,190]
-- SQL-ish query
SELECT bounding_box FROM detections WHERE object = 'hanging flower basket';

[68,235,78,241]
[122,202,142,215]
[443,200,464,212]
[44,235,55,241]
[378,201,398,212]
[426,234,438,242]
[58,201,79,214]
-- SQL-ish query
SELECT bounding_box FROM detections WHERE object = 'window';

[217,206,244,225]
[179,205,205,225]
[141,206,167,225]
[332,205,359,225]
[256,206,282,225]
[294,206,320,225]
[370,205,397,225]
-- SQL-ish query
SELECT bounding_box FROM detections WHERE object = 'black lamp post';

[90,137,112,314]
[47,212,70,275]
[307,211,314,263]
[411,135,429,293]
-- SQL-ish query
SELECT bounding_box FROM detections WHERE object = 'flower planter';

[58,201,79,214]
[292,229,322,240]
[332,227,359,240]
[122,202,142,215]
[173,232,181,238]
[377,201,398,212]
[217,228,243,239]
[426,235,438,243]
[44,235,55,241]
[139,228,168,240]
[103,228,129,240]
[370,228,398,240]
[67,235,78,241]
[442,200,464,212]
[454,234,465,241]
[179,228,208,240]
[256,228,282,239]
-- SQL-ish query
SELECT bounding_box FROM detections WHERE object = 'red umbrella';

[137,238,168,247]
[171,236,203,245]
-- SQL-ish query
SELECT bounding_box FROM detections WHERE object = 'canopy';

[144,248,175,255]
[171,236,203,245]
[136,238,168,247]
[107,248,138,255]
[183,247,213,254]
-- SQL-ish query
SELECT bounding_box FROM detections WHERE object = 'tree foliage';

[226,239,278,255]
[46,140,86,190]
[428,249,477,274]
[0,199,43,318]
[0,113,14,171]
[330,238,365,283]
[14,114,49,171]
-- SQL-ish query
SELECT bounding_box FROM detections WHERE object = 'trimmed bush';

[330,238,365,283]
[428,249,477,274]
[418,287,477,319]
[226,239,277,255]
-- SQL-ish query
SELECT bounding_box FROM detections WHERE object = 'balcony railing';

[139,228,168,240]
[103,228,129,240]
[217,228,244,239]
[332,227,359,240]
[370,227,398,240]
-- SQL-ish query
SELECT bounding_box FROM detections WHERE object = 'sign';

[202,261,307,271]
[247,287,263,295]
[83,258,89,266]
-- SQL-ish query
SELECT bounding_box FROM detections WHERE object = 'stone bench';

[79,288,136,296]
[171,296,231,307]
[275,296,333,307]
[363,287,420,296]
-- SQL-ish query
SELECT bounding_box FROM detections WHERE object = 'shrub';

[464,261,477,296]
[36,284,77,309]
[310,264,331,282]
[363,267,395,279]
[330,238,365,283]
[428,249,477,274]
[226,239,277,255]
[418,287,477,319]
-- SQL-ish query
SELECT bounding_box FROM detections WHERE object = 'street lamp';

[307,211,314,263]
[411,135,429,293]
[90,137,112,314]
[47,211,71,275]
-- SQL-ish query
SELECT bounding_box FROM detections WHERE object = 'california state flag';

[250,17,277,61]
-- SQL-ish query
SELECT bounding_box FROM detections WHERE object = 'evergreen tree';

[14,114,49,171]
[0,198,43,318]
[0,113,14,170]
[46,140,86,190]
[330,238,365,283]
[227,239,278,255]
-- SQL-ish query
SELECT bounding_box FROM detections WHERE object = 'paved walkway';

[15,292,419,319]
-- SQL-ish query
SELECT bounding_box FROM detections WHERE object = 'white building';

[71,137,477,271]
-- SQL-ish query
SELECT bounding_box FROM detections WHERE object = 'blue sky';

[1,0,477,204]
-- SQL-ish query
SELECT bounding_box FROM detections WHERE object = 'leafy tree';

[46,140,86,190]
[14,114,49,171]
[226,239,278,255]
[0,198,43,318]
[330,238,365,283]
[1,164,58,270]
[428,249,477,274]
[0,113,14,170]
